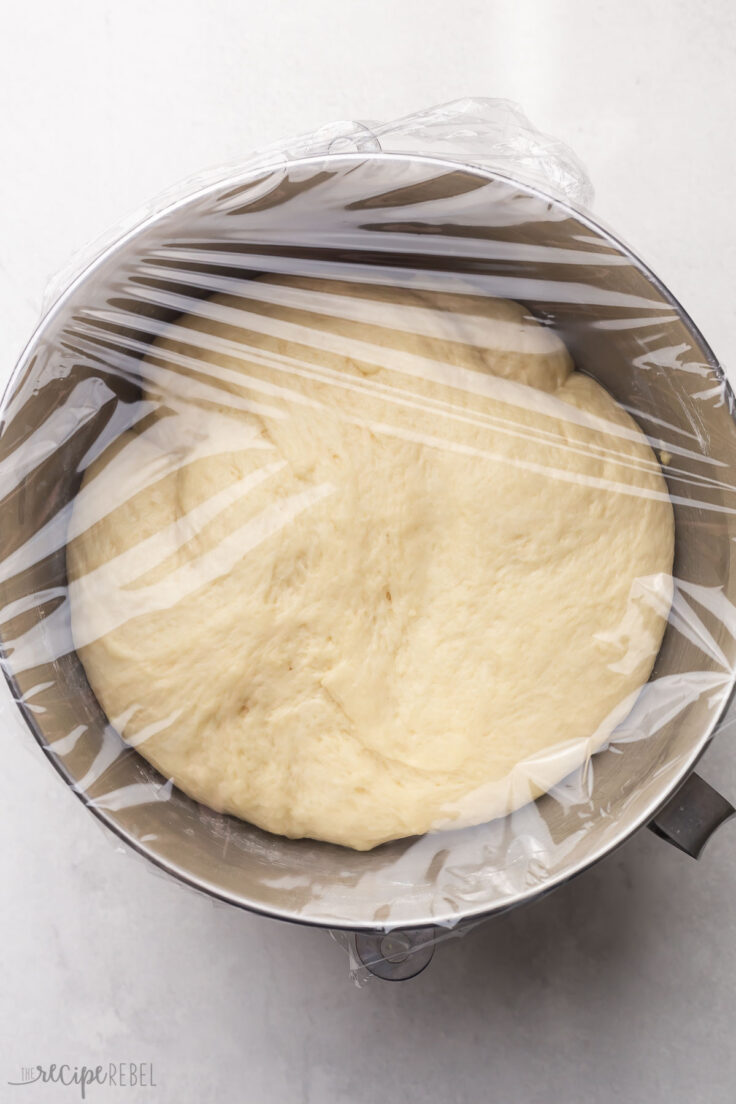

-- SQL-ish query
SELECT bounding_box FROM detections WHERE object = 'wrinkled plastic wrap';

[2,100,735,984]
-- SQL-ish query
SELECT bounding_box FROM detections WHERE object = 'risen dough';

[67,277,674,850]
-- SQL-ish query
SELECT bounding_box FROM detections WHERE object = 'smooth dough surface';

[67,277,674,850]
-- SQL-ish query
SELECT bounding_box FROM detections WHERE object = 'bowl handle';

[649,772,735,858]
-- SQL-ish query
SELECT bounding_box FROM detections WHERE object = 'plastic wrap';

[2,100,735,984]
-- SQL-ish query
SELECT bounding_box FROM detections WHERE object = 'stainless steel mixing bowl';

[2,153,735,976]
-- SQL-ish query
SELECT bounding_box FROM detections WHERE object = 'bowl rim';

[2,148,735,933]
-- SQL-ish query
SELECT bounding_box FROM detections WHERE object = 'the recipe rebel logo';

[8,1062,156,1098]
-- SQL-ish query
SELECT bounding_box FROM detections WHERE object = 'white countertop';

[2,2,736,1101]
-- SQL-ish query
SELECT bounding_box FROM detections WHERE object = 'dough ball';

[67,276,674,850]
